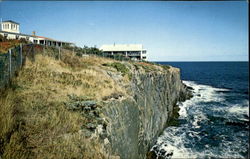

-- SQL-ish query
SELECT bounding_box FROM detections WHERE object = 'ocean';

[151,62,249,158]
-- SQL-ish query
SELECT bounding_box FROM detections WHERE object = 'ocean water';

[151,62,249,158]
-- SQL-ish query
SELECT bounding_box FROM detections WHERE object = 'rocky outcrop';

[101,66,192,159]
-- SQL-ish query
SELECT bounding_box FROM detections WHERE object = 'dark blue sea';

[151,62,249,158]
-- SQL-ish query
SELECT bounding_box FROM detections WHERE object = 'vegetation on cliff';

[0,51,128,158]
[0,46,177,158]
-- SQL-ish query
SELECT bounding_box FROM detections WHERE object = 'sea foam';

[151,80,249,159]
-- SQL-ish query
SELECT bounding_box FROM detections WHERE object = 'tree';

[19,38,28,44]
[0,34,7,42]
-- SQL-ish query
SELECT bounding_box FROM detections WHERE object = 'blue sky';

[0,1,248,61]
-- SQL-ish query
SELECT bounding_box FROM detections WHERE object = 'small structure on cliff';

[0,20,73,47]
[100,44,147,60]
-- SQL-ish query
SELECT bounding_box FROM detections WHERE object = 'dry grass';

[0,51,128,158]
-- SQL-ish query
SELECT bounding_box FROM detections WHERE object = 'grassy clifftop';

[0,50,172,159]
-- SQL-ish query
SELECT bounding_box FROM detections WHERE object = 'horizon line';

[150,61,249,62]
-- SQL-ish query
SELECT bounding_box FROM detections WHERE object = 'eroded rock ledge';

[62,62,192,159]
[100,66,192,159]
[0,53,191,159]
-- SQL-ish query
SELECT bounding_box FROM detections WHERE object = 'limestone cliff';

[101,66,192,159]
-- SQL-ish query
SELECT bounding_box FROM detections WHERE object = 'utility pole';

[0,18,2,31]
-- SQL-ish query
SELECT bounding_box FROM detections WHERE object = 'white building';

[100,44,147,60]
[1,20,20,33]
[0,20,73,47]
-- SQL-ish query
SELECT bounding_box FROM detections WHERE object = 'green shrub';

[162,65,170,70]
[150,62,170,70]
[103,62,129,76]
[133,63,154,73]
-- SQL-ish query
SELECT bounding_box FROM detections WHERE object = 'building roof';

[33,35,54,41]
[2,20,20,25]
[0,31,73,44]
[0,31,33,37]
[100,44,145,51]
[33,35,72,43]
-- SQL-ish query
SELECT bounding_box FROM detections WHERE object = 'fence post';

[20,44,22,67]
[58,46,61,60]
[32,44,35,62]
[43,44,45,55]
[8,49,12,83]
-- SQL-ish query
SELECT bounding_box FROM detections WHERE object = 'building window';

[16,35,19,39]
[4,33,8,38]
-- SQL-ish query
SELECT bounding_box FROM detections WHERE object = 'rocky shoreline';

[73,65,193,159]
[0,53,192,159]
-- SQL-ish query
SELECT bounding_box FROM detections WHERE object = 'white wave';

[183,80,226,102]
[210,100,249,120]
[154,128,198,159]
[192,114,208,128]
[178,100,192,118]
[155,127,247,159]
[228,103,249,117]
[179,81,225,119]
[152,80,248,159]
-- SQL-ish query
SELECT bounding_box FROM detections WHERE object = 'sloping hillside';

[0,51,123,158]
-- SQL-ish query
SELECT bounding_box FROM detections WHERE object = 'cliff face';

[101,67,191,159]
[0,52,190,159]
